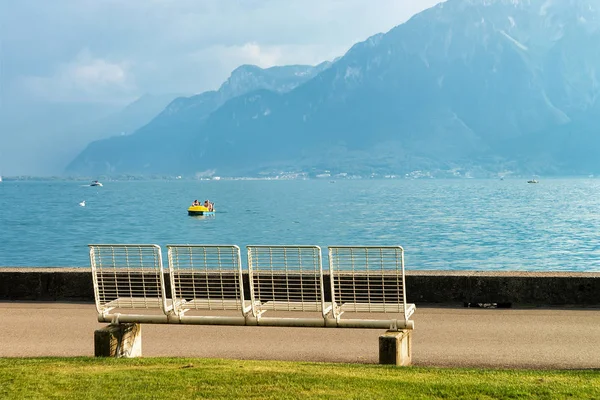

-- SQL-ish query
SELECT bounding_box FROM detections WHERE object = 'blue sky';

[0,0,442,175]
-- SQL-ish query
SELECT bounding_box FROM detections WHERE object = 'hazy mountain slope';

[67,62,332,174]
[68,0,600,177]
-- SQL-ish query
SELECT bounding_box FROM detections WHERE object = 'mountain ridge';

[67,0,600,177]
[66,62,332,174]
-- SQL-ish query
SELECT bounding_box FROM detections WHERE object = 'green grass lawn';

[0,358,598,399]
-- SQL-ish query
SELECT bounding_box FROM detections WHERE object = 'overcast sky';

[1,0,442,106]
[0,0,443,175]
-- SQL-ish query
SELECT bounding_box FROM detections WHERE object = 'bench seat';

[179,298,248,311]
[259,301,333,313]
[339,302,415,316]
[167,245,250,316]
[102,297,177,312]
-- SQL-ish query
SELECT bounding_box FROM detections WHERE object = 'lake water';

[1,179,599,271]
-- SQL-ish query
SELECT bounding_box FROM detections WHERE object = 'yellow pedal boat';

[187,205,215,216]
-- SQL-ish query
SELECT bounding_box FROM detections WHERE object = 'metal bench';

[90,243,415,363]
[246,245,331,326]
[167,244,251,325]
[328,246,415,330]
[90,244,172,323]
[91,244,415,328]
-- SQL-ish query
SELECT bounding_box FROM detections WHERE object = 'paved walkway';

[2,302,600,369]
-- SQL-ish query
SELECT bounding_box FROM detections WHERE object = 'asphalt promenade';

[2,301,600,369]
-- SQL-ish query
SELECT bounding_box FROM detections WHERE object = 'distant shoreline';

[0,175,598,182]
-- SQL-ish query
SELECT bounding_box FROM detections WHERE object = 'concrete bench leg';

[94,323,142,358]
[379,330,412,366]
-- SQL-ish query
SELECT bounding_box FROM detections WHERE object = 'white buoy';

[79,200,86,207]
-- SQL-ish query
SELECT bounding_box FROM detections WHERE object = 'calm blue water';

[1,179,599,271]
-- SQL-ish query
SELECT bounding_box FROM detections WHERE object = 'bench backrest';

[328,246,410,319]
[166,245,249,315]
[89,244,169,316]
[247,245,328,317]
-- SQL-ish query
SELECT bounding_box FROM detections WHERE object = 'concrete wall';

[405,270,600,306]
[2,268,600,306]
[0,268,93,301]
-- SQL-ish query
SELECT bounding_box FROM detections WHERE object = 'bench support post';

[379,329,412,366]
[94,323,142,358]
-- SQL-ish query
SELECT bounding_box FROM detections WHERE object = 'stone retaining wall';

[2,268,600,306]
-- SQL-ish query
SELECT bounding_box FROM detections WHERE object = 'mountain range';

[67,0,600,177]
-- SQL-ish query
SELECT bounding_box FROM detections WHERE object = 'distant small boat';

[90,180,103,187]
[527,179,539,184]
[79,200,86,207]
[0,175,2,183]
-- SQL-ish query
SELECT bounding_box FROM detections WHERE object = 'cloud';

[3,0,443,105]
[186,41,343,79]
[17,49,136,103]
[187,42,285,73]
[73,58,127,87]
